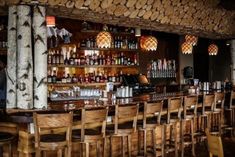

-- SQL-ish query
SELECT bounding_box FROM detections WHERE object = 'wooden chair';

[181,95,198,157]
[212,92,225,135]
[223,90,235,136]
[138,100,164,157]
[107,103,139,157]
[197,94,215,136]
[165,97,183,157]
[72,107,108,157]
[0,121,18,157]
[205,128,224,157]
[33,111,73,157]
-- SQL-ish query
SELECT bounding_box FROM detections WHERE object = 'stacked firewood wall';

[1,0,234,38]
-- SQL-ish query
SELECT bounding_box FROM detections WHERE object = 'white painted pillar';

[16,5,33,109]
[6,6,17,108]
[33,5,47,109]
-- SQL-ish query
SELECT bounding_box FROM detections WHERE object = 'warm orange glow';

[140,36,158,51]
[181,41,193,54]
[46,16,55,27]
[185,35,198,46]
[208,44,218,56]
[96,31,112,48]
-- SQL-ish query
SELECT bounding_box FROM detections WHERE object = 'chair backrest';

[214,92,225,110]
[81,107,108,141]
[33,112,73,147]
[203,94,215,114]
[183,95,198,118]
[143,100,163,128]
[167,97,183,123]
[0,122,18,135]
[229,90,235,109]
[205,128,224,157]
[114,103,139,134]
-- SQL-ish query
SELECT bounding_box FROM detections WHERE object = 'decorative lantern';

[140,36,158,51]
[185,35,198,46]
[46,16,55,27]
[181,41,193,54]
[208,44,218,56]
[96,25,112,48]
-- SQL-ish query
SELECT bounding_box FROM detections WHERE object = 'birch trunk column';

[6,6,17,109]
[16,5,33,109]
[33,5,47,109]
[231,40,235,84]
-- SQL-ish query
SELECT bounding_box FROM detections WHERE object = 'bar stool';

[223,90,235,136]
[107,103,139,157]
[181,95,198,157]
[72,107,108,157]
[138,100,164,157]
[211,92,225,135]
[196,94,215,142]
[165,97,183,157]
[0,122,18,157]
[33,111,73,157]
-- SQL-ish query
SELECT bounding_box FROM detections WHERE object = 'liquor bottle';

[69,51,74,65]
[48,51,52,64]
[106,55,111,65]
[52,70,57,83]
[86,38,91,48]
[60,51,64,64]
[52,51,56,64]
[61,72,67,83]
[56,50,60,64]
[64,52,69,65]
[134,54,137,65]
[81,39,86,47]
[120,52,124,65]
[47,70,52,83]
[95,71,100,83]
[72,74,78,83]
[66,73,72,83]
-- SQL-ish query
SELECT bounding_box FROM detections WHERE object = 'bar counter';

[1,90,228,157]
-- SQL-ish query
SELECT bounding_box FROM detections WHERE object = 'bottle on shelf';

[61,71,67,83]
[66,73,72,83]
[52,70,57,83]
[47,70,52,83]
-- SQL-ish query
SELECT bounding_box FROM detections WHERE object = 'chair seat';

[0,132,15,142]
[40,134,66,143]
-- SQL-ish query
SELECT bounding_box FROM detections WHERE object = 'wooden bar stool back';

[0,121,18,157]
[202,94,215,131]
[138,100,164,156]
[165,97,183,157]
[33,112,73,157]
[181,95,198,157]
[109,103,139,157]
[212,92,225,135]
[79,107,108,157]
[205,128,224,157]
[228,91,235,133]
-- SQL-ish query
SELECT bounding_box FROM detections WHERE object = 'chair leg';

[103,138,106,157]
[67,146,72,157]
[8,143,12,157]
[138,130,141,155]
[181,120,184,157]
[161,126,165,157]
[110,137,113,157]
[191,119,195,157]
[85,143,89,157]
[35,148,41,157]
[57,149,62,157]
[143,130,147,156]
[174,123,178,157]
[152,129,157,156]
[122,136,125,157]
[97,141,101,157]
[127,135,132,157]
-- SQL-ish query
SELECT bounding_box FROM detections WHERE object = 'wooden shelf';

[0,48,7,55]
[78,47,139,52]
[47,82,121,87]
[48,64,139,68]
